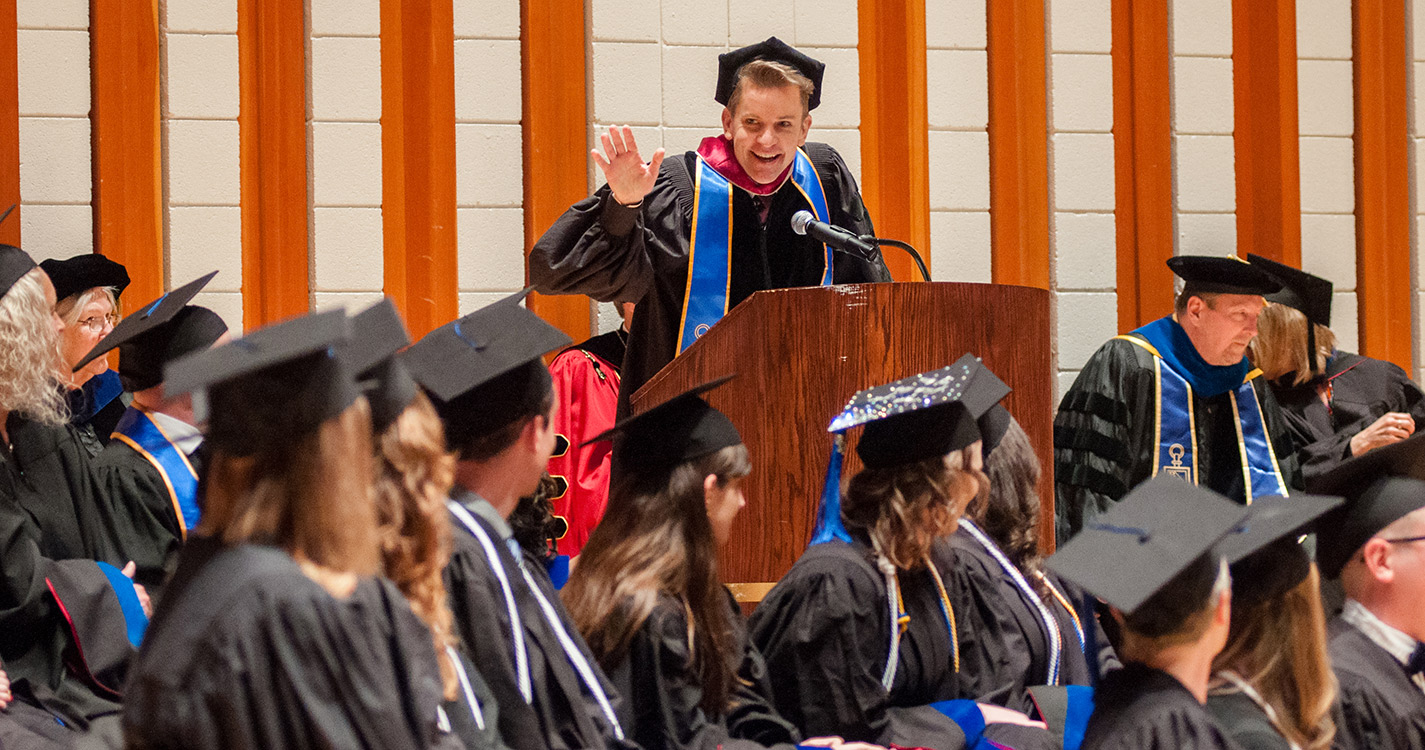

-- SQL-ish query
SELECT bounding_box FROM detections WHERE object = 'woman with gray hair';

[40,254,130,456]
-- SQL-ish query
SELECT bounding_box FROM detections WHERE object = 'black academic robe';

[605,592,799,750]
[1054,337,1301,543]
[1204,691,1292,750]
[1327,617,1425,750]
[1083,663,1243,750]
[748,537,1055,750]
[92,438,197,591]
[529,143,891,417]
[121,537,461,750]
[444,495,629,750]
[1271,351,1425,486]
[444,645,513,750]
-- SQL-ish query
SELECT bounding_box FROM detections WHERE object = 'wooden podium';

[630,282,1055,594]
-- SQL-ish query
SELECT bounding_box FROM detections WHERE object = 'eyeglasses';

[75,313,119,333]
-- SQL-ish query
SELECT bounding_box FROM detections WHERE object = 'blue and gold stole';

[675,148,834,354]
[1115,317,1288,502]
[111,407,201,537]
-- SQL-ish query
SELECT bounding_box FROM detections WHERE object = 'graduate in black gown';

[1047,476,1255,750]
[562,376,811,750]
[74,272,228,592]
[351,298,509,750]
[0,247,150,739]
[1309,434,1425,749]
[530,38,889,416]
[1054,255,1300,544]
[750,356,1054,750]
[1246,254,1425,486]
[403,293,633,750]
[120,310,461,750]
[42,254,131,457]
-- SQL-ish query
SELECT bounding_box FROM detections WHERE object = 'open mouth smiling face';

[722,83,812,186]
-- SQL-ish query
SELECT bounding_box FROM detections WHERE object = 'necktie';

[1406,643,1425,676]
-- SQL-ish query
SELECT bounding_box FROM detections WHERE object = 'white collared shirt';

[147,409,203,457]
[1342,598,1425,694]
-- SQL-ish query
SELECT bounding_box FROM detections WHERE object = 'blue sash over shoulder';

[112,407,201,535]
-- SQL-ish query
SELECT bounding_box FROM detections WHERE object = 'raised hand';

[591,125,665,207]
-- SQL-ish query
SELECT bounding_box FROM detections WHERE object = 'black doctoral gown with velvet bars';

[120,538,462,750]
[1053,337,1301,543]
[747,537,1056,750]
[92,437,205,591]
[1082,664,1244,750]
[605,591,799,750]
[1270,351,1425,486]
[1327,617,1425,750]
[443,498,630,750]
[529,143,890,416]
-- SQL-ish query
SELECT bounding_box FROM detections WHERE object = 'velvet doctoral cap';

[1045,476,1249,616]
[401,290,572,450]
[71,271,226,391]
[584,375,741,473]
[40,253,131,302]
[1247,253,1335,375]
[1215,493,1342,606]
[164,309,359,457]
[1166,254,1282,297]
[1310,431,1425,578]
[347,298,417,434]
[715,37,825,111]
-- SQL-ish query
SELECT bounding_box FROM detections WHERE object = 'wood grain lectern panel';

[630,282,1054,589]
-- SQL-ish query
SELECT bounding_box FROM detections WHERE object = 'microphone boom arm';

[861,236,930,282]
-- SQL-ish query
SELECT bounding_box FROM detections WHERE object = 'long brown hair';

[971,419,1048,597]
[842,445,984,571]
[1250,302,1336,386]
[373,392,459,700]
[563,444,751,715]
[200,397,380,582]
[1212,565,1337,750]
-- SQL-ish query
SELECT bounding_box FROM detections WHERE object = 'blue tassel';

[809,434,852,546]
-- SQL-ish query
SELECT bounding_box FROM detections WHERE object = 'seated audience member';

[750,357,1051,750]
[402,293,632,750]
[564,376,823,750]
[41,254,130,455]
[1205,494,1341,750]
[1247,254,1424,483]
[1047,476,1251,750]
[349,298,509,750]
[1310,433,1425,749]
[80,272,228,590]
[547,300,633,561]
[0,246,148,738]
[120,310,461,749]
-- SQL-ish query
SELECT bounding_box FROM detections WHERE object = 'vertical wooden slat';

[1353,0,1412,371]
[238,0,309,329]
[1232,0,1301,266]
[90,0,163,304]
[1112,0,1176,331]
[521,0,591,340]
[381,0,457,339]
[858,0,930,281]
[0,1,18,247]
[987,0,1050,289]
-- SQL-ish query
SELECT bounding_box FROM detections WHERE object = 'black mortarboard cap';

[830,353,1010,469]
[1247,254,1334,376]
[348,298,418,434]
[71,272,225,387]
[40,253,131,302]
[1166,254,1281,296]
[715,37,825,111]
[0,245,36,300]
[1045,476,1248,616]
[1215,493,1342,605]
[1310,431,1425,578]
[977,404,1012,459]
[164,309,359,457]
[401,290,572,449]
[584,375,741,472]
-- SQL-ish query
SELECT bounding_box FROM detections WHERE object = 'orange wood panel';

[521,0,591,341]
[857,0,930,281]
[1352,0,1412,372]
[987,0,1050,289]
[1232,0,1301,266]
[90,0,164,305]
[0,1,17,247]
[238,0,309,329]
[1112,0,1175,332]
[381,0,458,339]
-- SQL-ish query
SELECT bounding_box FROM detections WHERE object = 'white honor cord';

[447,645,486,731]
[447,501,533,703]
[961,520,1063,685]
[877,551,901,691]
[517,565,627,741]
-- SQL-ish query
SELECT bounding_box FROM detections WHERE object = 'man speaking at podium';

[530,38,890,414]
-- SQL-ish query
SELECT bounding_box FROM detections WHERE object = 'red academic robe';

[547,329,625,558]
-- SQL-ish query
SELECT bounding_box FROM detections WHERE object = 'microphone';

[791,210,880,260]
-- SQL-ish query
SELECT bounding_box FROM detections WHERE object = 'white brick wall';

[926,0,989,284]
[1171,0,1235,256]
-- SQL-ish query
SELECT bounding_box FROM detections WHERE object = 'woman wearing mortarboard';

[40,253,130,457]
